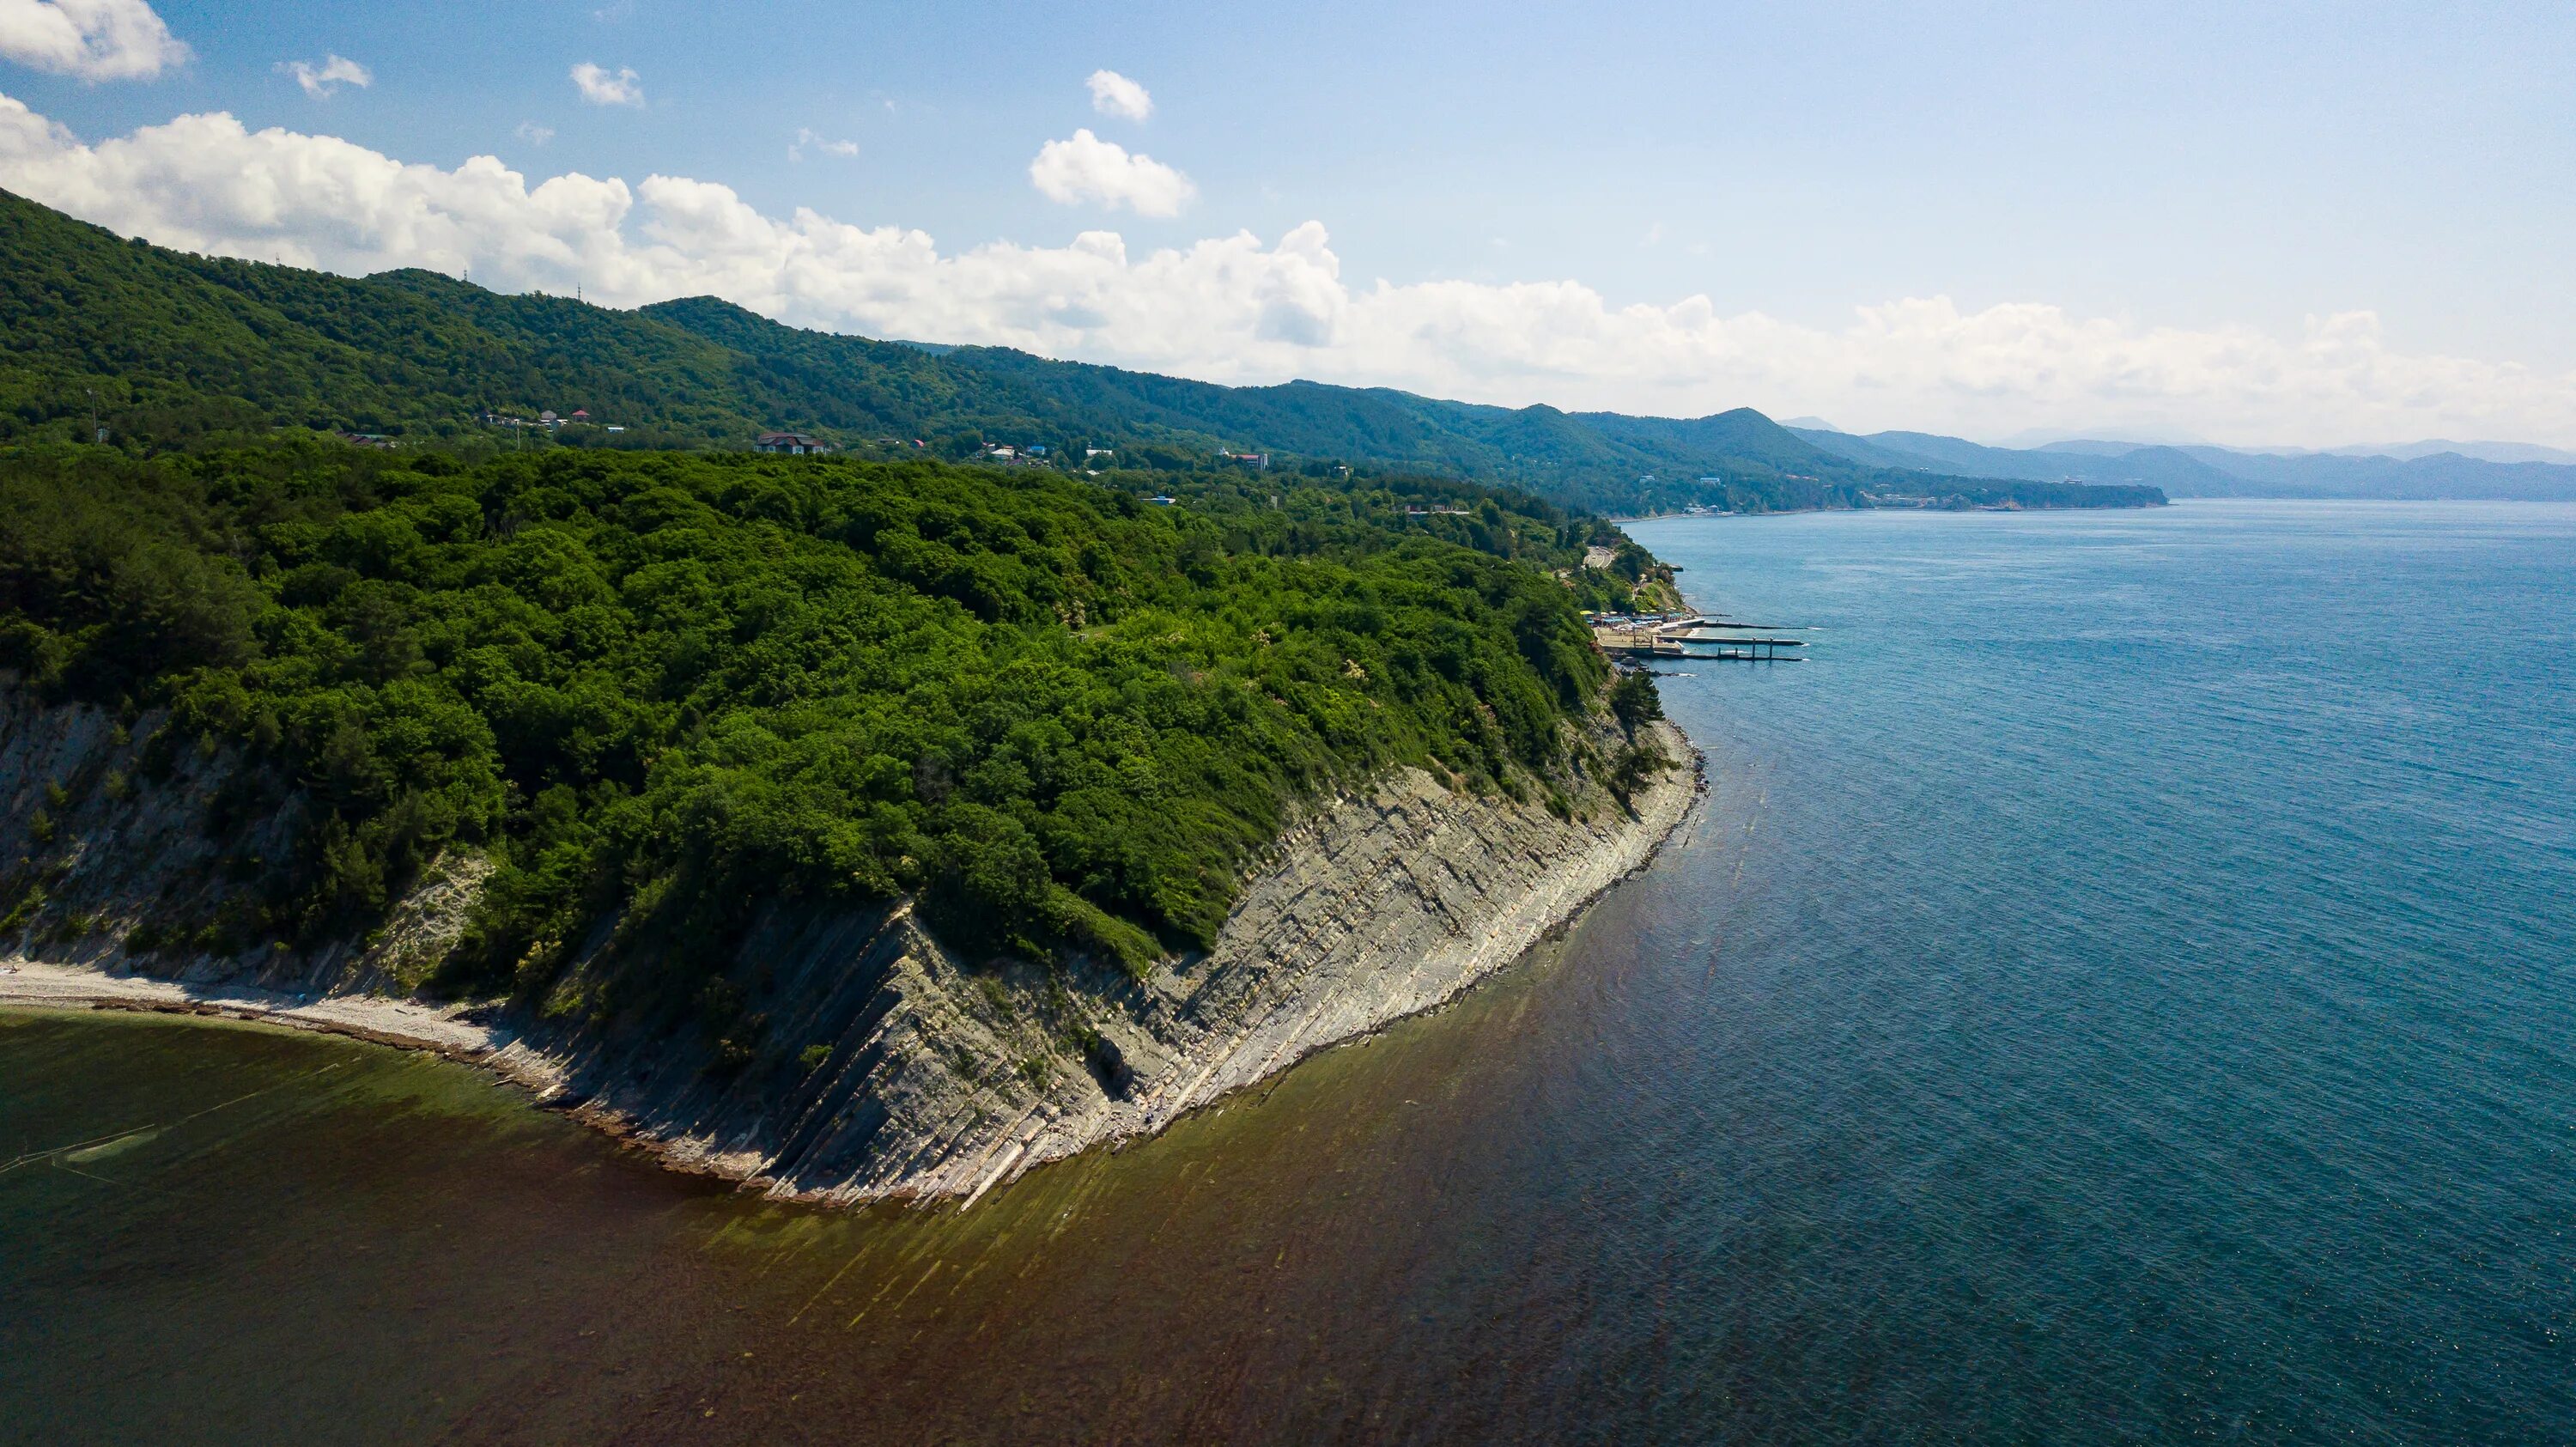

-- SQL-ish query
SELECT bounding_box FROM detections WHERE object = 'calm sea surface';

[6,501,2573,1444]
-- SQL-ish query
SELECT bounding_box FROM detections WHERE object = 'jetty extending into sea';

[1587,611,1807,662]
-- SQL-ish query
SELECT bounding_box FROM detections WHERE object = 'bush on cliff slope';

[1,439,1640,1011]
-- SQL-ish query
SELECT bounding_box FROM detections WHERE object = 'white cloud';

[278,53,369,100]
[792,128,856,161]
[1,90,2570,448]
[0,0,187,81]
[515,121,553,146]
[569,61,640,106]
[1030,128,1193,216]
[1086,69,1151,122]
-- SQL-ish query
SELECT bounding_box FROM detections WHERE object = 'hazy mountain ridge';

[1790,426,2576,502]
[2253,440,2576,466]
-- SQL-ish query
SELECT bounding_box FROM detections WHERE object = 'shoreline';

[3,732,1706,1209]
[1605,492,2172,525]
[955,730,1709,1206]
[0,962,571,1097]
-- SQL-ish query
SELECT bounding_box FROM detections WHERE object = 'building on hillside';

[1583,545,1619,570]
[570,409,591,423]
[1219,451,1270,468]
[539,410,560,426]
[756,431,832,454]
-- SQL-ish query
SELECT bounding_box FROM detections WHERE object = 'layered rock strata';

[3,683,1698,1204]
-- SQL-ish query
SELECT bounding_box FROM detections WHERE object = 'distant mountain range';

[1789,424,2576,502]
[0,188,2159,517]
[2262,440,2576,466]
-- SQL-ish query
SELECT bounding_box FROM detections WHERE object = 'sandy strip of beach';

[0,960,567,1093]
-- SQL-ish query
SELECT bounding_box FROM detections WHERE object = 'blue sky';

[3,0,2572,445]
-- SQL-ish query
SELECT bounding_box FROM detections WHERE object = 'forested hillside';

[0,189,2160,515]
[2,438,1662,1024]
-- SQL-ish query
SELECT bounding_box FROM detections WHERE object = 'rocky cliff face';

[0,686,488,996]
[4,681,1697,1204]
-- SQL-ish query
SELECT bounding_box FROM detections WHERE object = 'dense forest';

[0,188,2161,517]
[2,436,1665,1027]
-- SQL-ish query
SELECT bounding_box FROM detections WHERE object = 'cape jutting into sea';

[5,499,2570,1445]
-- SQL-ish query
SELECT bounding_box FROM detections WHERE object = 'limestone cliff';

[3,682,1697,1204]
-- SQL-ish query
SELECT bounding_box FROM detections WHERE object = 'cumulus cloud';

[278,53,369,100]
[569,61,640,106]
[0,91,2569,447]
[792,127,856,161]
[1030,128,1193,216]
[0,0,187,80]
[1086,69,1151,121]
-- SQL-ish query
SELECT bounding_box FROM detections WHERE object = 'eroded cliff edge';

[3,684,1697,1204]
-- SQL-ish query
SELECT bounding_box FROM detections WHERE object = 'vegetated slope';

[1789,423,2576,502]
[0,186,915,451]
[654,301,2164,514]
[1,440,1662,1034]
[0,188,2160,514]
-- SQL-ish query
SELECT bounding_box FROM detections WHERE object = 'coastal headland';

[0,188,1731,1209]
[3,684,1697,1204]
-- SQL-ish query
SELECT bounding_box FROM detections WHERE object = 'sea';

[4,500,2572,1444]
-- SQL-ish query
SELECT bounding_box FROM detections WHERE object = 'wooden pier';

[1589,612,1807,662]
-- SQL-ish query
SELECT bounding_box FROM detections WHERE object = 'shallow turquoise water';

[5,500,2571,1444]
